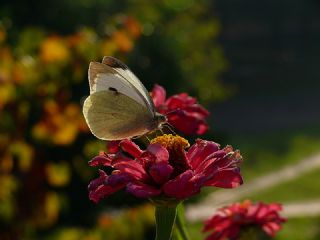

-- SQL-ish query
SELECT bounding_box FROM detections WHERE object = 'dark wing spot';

[102,56,128,70]
[108,87,119,94]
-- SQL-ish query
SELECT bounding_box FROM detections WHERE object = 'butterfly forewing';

[88,62,147,107]
[101,56,155,113]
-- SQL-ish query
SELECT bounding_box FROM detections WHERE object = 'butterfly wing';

[88,56,155,113]
[83,90,155,140]
[88,62,147,107]
[102,56,155,110]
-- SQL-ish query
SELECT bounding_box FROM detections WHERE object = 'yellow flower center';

[151,134,191,177]
[151,134,190,151]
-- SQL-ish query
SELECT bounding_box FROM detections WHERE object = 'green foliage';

[229,126,320,180]
[275,217,320,240]
[247,168,320,203]
[45,204,155,240]
[127,0,229,102]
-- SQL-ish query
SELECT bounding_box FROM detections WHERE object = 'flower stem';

[176,204,190,240]
[155,204,177,240]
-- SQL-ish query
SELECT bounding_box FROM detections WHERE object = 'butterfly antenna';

[165,109,180,116]
[163,123,176,135]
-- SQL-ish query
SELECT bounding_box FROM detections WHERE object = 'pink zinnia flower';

[203,200,286,240]
[88,134,242,203]
[151,84,210,135]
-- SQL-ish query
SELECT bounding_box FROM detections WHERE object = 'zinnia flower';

[203,200,286,240]
[151,84,209,135]
[88,134,242,203]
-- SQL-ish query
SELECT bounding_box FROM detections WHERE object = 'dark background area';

[213,0,320,134]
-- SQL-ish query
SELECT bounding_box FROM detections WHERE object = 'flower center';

[151,134,190,150]
[151,134,191,177]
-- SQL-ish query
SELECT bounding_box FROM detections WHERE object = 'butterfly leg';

[145,135,151,142]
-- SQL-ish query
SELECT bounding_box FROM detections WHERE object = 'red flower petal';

[194,150,227,175]
[203,201,286,239]
[184,104,210,117]
[126,182,161,198]
[151,84,166,107]
[88,170,125,203]
[150,84,210,135]
[88,154,113,167]
[106,140,121,153]
[204,217,232,232]
[120,139,143,157]
[88,169,107,191]
[204,169,243,188]
[195,122,208,135]
[262,222,282,237]
[88,135,243,202]
[107,171,133,186]
[268,203,283,212]
[187,139,220,169]
[165,93,197,108]
[113,160,149,181]
[89,185,117,203]
[147,143,169,163]
[167,111,209,135]
[149,162,173,185]
[163,170,201,199]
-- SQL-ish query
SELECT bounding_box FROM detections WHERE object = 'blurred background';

[1,0,320,239]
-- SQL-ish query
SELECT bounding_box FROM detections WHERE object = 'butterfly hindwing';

[83,90,154,140]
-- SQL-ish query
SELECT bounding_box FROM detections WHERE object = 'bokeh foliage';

[0,0,227,239]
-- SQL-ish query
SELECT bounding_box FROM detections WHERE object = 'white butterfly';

[83,56,167,140]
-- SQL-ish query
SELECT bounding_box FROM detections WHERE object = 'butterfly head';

[154,112,167,128]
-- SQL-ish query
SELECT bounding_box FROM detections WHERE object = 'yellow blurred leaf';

[97,214,114,229]
[44,100,59,114]
[0,26,6,43]
[112,30,133,53]
[0,175,17,200]
[0,47,14,83]
[101,39,117,56]
[0,155,13,173]
[46,161,71,187]
[32,122,49,140]
[40,36,70,63]
[33,101,85,145]
[58,229,83,240]
[0,83,16,108]
[53,123,78,145]
[124,16,142,39]
[12,56,38,84]
[43,191,60,226]
[9,141,34,172]
[65,103,79,117]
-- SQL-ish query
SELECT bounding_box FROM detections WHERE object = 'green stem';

[176,204,190,240]
[155,204,178,240]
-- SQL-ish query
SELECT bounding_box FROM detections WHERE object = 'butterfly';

[83,56,167,140]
